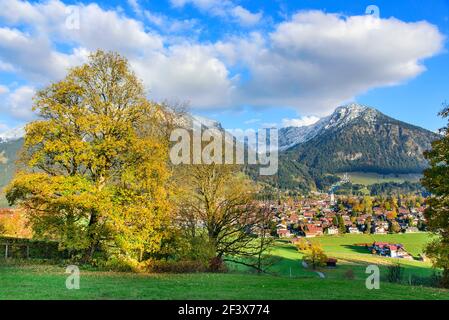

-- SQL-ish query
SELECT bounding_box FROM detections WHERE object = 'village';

[262,192,427,259]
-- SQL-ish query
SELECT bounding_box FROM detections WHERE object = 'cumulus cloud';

[0,27,88,82]
[1,86,36,120]
[0,0,232,117]
[232,11,444,115]
[127,0,143,17]
[281,116,320,127]
[131,44,235,108]
[171,0,227,13]
[0,59,15,72]
[0,1,444,123]
[230,6,262,26]
[170,0,262,26]
[144,10,199,34]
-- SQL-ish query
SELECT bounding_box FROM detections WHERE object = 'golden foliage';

[6,50,172,263]
[303,242,328,269]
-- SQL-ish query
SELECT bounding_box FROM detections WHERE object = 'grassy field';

[268,233,437,280]
[336,172,421,185]
[1,233,448,300]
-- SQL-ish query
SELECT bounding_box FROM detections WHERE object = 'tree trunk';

[83,211,99,263]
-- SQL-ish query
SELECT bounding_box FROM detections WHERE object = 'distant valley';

[252,103,438,193]
[0,103,439,200]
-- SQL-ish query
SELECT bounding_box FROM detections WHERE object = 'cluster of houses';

[368,242,412,259]
[265,194,426,239]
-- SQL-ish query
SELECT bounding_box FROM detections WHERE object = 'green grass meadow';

[1,233,448,300]
[336,172,421,185]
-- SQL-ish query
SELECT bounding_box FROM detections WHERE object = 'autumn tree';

[362,196,373,214]
[303,242,328,269]
[6,51,172,265]
[0,210,31,238]
[389,221,401,234]
[421,103,449,287]
[175,163,274,272]
[295,238,310,251]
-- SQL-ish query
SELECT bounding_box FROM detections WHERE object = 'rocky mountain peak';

[278,103,381,150]
[325,103,378,129]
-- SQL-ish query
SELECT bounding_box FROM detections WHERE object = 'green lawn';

[1,263,448,300]
[268,233,437,281]
[336,172,421,185]
[1,233,448,300]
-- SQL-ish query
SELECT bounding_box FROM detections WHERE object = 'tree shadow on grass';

[277,244,299,252]
[342,245,371,255]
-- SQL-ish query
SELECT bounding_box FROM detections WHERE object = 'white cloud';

[0,27,88,82]
[0,85,9,94]
[231,6,262,26]
[170,0,262,26]
[132,44,235,108]
[1,86,36,120]
[68,4,163,55]
[0,59,15,72]
[231,11,444,115]
[0,1,163,57]
[0,0,229,118]
[171,0,224,12]
[281,116,320,127]
[127,0,143,17]
[144,10,199,34]
[0,1,444,123]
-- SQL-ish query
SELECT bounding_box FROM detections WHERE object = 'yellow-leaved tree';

[6,50,172,265]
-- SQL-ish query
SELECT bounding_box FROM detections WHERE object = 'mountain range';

[0,103,439,195]
[267,103,438,192]
[281,103,437,173]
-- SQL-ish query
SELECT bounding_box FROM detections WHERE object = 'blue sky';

[0,0,448,132]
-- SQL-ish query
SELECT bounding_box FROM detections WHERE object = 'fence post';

[27,245,30,259]
[5,243,8,259]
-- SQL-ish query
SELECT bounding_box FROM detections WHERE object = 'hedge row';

[0,236,68,259]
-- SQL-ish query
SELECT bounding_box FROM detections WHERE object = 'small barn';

[326,258,338,268]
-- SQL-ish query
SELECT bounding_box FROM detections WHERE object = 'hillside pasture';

[336,172,421,185]
[0,233,447,300]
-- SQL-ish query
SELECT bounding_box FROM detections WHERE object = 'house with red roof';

[370,242,410,258]
[305,224,323,238]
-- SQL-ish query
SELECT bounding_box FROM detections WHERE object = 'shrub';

[343,269,355,280]
[99,256,141,272]
[387,263,403,283]
[0,236,66,260]
[183,237,216,265]
[408,272,442,288]
[208,256,227,273]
